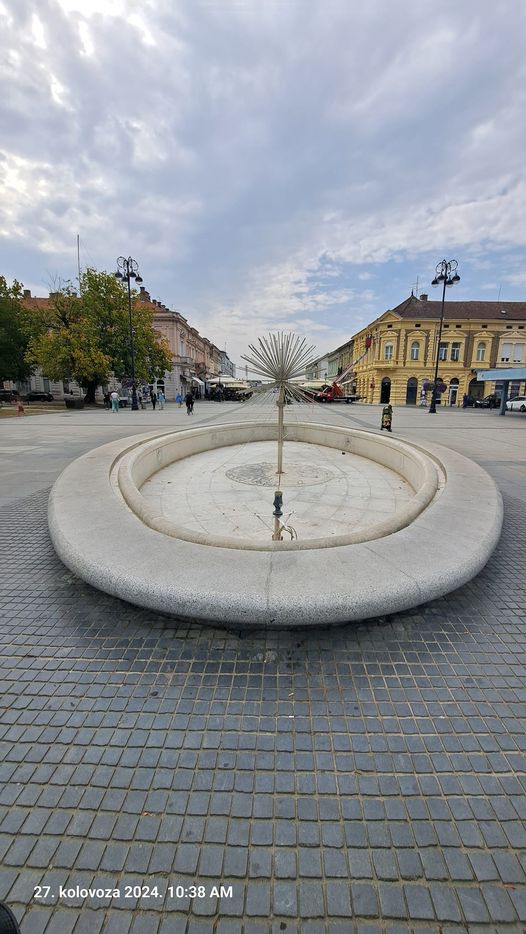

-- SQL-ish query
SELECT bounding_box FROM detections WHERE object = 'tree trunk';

[83,380,98,405]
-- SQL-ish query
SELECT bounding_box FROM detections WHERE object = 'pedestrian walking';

[380,403,393,432]
[185,391,194,415]
[16,399,25,417]
[151,390,157,411]
[110,390,119,413]
[158,390,165,410]
[176,392,182,408]
[103,391,111,409]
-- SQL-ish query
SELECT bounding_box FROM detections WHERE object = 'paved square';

[1,403,525,932]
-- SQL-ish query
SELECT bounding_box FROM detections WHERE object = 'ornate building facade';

[351,294,526,405]
[138,288,223,399]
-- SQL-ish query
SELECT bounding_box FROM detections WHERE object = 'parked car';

[506,395,526,412]
[24,391,54,402]
[0,389,19,403]
[473,394,501,409]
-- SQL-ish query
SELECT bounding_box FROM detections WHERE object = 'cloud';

[1,0,526,365]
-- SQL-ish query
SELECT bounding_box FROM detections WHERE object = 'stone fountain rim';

[48,423,503,628]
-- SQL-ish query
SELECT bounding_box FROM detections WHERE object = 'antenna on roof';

[411,276,419,298]
[497,284,502,302]
[77,234,82,295]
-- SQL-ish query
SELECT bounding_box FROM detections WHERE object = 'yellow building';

[351,293,526,405]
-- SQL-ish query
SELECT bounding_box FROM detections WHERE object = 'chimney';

[420,293,428,302]
[23,289,31,298]
[138,286,150,301]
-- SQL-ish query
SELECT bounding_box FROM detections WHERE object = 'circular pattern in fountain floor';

[225,461,335,487]
[140,440,414,542]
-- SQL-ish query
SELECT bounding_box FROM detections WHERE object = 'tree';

[0,276,31,383]
[23,269,173,403]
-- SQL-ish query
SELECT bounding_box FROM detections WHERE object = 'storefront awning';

[192,377,205,386]
[477,367,526,381]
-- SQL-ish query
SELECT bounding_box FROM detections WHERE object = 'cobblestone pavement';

[1,406,526,932]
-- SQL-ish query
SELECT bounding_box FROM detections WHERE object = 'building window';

[476,342,486,362]
[410,341,420,361]
[500,342,511,363]
[513,343,524,363]
[438,343,448,361]
[384,343,393,361]
[451,342,461,362]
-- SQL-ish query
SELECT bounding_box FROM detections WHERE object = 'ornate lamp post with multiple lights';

[429,259,460,414]
[115,256,143,411]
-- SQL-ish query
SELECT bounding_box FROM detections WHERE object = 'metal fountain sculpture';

[241,333,316,541]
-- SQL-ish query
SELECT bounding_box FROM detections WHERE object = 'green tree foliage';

[23,269,173,402]
[0,276,31,383]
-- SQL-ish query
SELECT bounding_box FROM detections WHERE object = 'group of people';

[104,387,197,412]
[104,388,166,412]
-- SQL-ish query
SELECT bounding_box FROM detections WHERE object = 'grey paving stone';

[299,881,325,918]
[273,881,298,916]
[351,883,379,918]
[245,883,271,917]
[378,883,406,919]
[0,445,525,931]
[404,883,435,920]
[479,883,517,922]
[457,887,491,923]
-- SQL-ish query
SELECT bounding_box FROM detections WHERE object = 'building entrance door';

[468,377,484,400]
[380,377,391,404]
[405,377,417,405]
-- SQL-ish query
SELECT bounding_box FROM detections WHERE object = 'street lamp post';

[429,259,460,414]
[115,256,143,411]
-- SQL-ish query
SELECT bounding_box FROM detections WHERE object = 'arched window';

[384,343,393,361]
[410,341,419,361]
[476,341,486,362]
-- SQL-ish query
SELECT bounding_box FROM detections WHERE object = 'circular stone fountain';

[48,420,502,628]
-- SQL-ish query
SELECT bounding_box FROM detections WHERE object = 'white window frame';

[410,341,419,361]
[513,343,523,364]
[476,342,486,362]
[384,343,394,361]
[451,343,461,362]
[438,343,448,361]
[501,342,511,363]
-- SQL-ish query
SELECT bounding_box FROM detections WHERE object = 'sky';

[2,0,526,370]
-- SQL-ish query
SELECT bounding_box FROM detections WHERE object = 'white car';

[506,395,526,412]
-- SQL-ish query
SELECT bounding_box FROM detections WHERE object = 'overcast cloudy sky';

[2,0,526,368]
